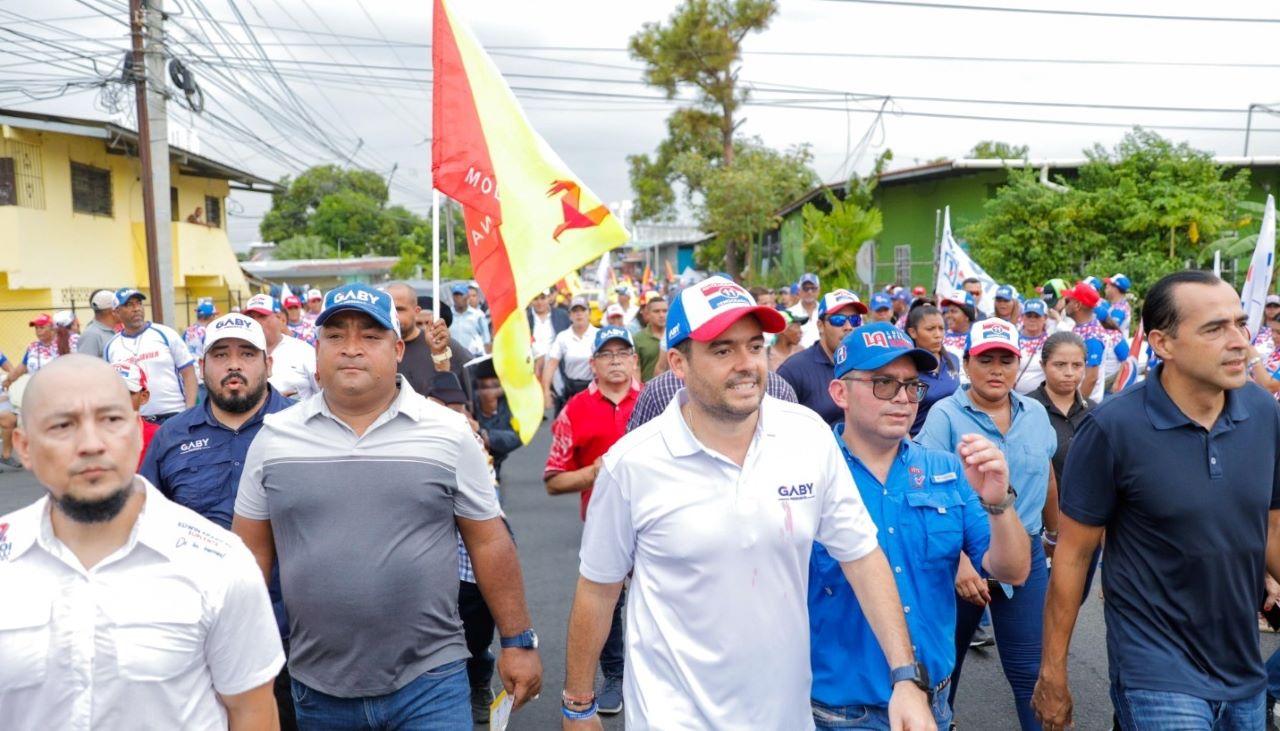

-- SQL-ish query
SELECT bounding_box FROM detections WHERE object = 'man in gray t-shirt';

[233,283,542,726]
[76,289,119,358]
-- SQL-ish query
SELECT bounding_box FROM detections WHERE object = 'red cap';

[283,296,302,309]
[29,314,52,327]
[1063,281,1101,310]
[912,286,927,296]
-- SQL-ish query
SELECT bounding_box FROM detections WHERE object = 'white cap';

[605,303,625,318]
[52,310,77,328]
[111,362,148,393]
[306,288,323,301]
[202,313,268,356]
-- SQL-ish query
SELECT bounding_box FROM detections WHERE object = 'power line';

[821,0,1280,24]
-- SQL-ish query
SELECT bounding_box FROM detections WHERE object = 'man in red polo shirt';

[544,324,639,716]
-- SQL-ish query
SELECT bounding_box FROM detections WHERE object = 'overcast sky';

[5,0,1280,249]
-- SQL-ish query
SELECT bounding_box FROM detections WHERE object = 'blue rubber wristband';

[562,702,598,721]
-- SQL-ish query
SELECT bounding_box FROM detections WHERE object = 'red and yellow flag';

[641,265,654,291]
[432,0,628,443]
[664,260,676,284]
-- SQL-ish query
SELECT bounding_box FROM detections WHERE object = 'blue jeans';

[812,687,954,730]
[1111,687,1265,731]
[601,587,626,680]
[290,658,470,731]
[1267,648,1280,702]
[949,537,1048,731]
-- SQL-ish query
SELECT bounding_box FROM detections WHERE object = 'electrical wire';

[821,0,1280,24]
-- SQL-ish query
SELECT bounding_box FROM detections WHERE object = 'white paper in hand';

[489,690,514,731]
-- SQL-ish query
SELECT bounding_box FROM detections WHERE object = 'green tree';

[628,0,779,277]
[964,129,1251,295]
[260,164,426,257]
[799,152,888,291]
[968,141,1029,159]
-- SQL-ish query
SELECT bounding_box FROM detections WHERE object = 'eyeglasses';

[824,314,862,328]
[593,349,634,362]
[842,375,930,403]
[801,284,819,292]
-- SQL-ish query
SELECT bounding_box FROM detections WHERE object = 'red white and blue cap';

[112,362,149,393]
[819,289,869,318]
[316,283,400,335]
[869,292,893,311]
[243,294,279,316]
[965,318,1020,357]
[833,322,938,378]
[593,325,634,354]
[665,276,785,348]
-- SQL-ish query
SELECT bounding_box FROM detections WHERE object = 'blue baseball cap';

[195,299,216,318]
[316,283,400,335]
[995,284,1016,301]
[819,289,869,319]
[113,288,146,307]
[1105,273,1131,293]
[1022,298,1047,317]
[892,289,911,303]
[869,292,893,311]
[593,325,634,354]
[1083,275,1104,294]
[665,276,785,349]
[799,272,820,288]
[789,283,800,296]
[833,323,938,379]
[450,282,469,296]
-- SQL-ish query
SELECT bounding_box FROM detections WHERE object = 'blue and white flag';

[934,206,997,305]
[1241,194,1276,340]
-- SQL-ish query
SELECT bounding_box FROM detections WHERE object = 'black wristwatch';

[889,661,931,692]
[499,629,538,650]
[980,485,1018,515]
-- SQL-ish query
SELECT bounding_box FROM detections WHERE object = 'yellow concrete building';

[0,108,276,360]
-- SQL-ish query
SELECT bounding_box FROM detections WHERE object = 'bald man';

[0,355,284,730]
[385,282,474,400]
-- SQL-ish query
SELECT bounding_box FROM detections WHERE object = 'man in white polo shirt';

[0,355,283,730]
[560,277,934,730]
[103,288,197,422]
[242,293,318,401]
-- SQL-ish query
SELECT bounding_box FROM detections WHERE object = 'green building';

[766,157,1280,291]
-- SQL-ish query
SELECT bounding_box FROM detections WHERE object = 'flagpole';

[432,189,441,318]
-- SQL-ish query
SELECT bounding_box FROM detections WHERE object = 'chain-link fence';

[0,290,245,365]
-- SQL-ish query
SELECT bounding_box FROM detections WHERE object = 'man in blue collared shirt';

[139,313,298,730]
[778,289,868,424]
[810,322,1030,730]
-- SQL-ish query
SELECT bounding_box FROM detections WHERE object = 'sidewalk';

[0,466,42,515]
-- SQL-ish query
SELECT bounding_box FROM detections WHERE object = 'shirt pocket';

[0,598,51,689]
[904,489,965,565]
[107,592,204,682]
[168,455,234,515]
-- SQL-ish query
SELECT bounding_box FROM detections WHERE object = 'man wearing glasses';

[809,322,1030,730]
[544,325,640,716]
[788,272,824,347]
[779,289,869,425]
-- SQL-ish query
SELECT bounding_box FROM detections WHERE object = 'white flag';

[1241,194,1276,339]
[595,251,611,307]
[934,206,998,307]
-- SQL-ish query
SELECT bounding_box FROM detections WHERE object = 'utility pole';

[130,0,175,325]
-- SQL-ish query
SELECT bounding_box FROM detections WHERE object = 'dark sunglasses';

[842,375,930,403]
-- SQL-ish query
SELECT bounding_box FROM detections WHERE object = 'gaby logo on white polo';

[179,438,211,453]
[777,483,815,501]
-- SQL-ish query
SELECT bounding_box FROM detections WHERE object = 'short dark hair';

[1041,331,1086,364]
[748,286,770,300]
[962,277,981,287]
[1142,270,1222,335]
[672,338,693,360]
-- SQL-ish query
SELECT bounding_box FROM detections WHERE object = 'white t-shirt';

[530,311,557,361]
[0,479,284,731]
[580,391,879,730]
[547,325,598,383]
[788,301,821,348]
[104,323,194,416]
[268,335,318,400]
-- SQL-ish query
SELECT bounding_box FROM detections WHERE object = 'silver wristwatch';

[980,486,1017,515]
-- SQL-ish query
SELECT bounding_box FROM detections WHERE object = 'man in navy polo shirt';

[810,322,1030,729]
[1034,270,1280,731]
[778,288,869,425]
[140,313,297,730]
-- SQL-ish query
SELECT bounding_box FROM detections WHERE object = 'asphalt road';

[4,426,1278,730]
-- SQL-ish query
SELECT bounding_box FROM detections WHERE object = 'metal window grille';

[205,195,222,228]
[70,162,112,216]
[894,245,912,285]
[0,140,45,209]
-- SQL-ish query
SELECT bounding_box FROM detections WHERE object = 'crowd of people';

[1,264,1279,731]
